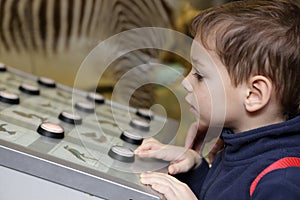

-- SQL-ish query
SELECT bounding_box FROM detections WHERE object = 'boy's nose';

[181,77,193,92]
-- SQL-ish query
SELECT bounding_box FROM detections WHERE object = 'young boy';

[134,0,300,199]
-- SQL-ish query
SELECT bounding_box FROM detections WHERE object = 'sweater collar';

[220,116,300,163]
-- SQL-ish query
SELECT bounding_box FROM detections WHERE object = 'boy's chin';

[190,109,201,120]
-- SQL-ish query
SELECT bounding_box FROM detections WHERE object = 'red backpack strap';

[250,157,300,197]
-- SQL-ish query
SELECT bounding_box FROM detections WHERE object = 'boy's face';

[182,37,245,130]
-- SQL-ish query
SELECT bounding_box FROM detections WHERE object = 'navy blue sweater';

[176,116,300,199]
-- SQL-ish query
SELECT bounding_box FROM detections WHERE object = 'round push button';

[58,111,82,125]
[37,77,56,88]
[19,83,40,95]
[0,91,20,104]
[37,122,64,139]
[108,145,135,163]
[129,119,150,132]
[87,92,105,104]
[120,130,143,145]
[0,63,7,72]
[136,108,154,120]
[74,101,95,113]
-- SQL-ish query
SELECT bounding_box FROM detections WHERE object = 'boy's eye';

[193,73,203,81]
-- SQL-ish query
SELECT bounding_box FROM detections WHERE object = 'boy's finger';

[168,159,192,174]
[207,138,224,164]
[184,122,198,149]
[140,172,178,199]
[134,138,159,153]
[140,172,181,186]
[185,122,208,153]
[135,149,160,158]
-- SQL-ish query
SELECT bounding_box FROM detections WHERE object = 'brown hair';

[191,0,300,118]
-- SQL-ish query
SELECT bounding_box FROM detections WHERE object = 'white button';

[108,145,135,163]
[130,119,150,132]
[87,92,105,104]
[136,108,154,120]
[74,101,95,113]
[19,83,40,95]
[120,130,143,145]
[0,91,20,104]
[37,122,64,139]
[0,63,7,71]
[38,77,56,88]
[40,122,64,133]
[59,111,82,125]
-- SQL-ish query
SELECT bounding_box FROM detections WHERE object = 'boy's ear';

[244,75,272,112]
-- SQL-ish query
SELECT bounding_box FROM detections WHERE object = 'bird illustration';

[56,91,71,99]
[82,132,107,143]
[64,145,98,162]
[98,120,118,127]
[64,145,86,162]
[13,110,48,122]
[40,102,52,108]
[0,124,16,135]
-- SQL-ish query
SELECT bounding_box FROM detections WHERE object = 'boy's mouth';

[190,105,198,114]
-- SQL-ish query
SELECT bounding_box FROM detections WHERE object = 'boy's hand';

[206,138,224,164]
[185,122,207,152]
[134,138,201,174]
[140,172,197,200]
[185,122,224,165]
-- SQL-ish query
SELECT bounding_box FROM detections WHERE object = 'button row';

[0,64,154,163]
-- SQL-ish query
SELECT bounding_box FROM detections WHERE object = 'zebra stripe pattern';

[0,0,174,108]
[0,0,173,54]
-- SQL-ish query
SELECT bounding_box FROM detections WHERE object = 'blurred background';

[0,0,234,145]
